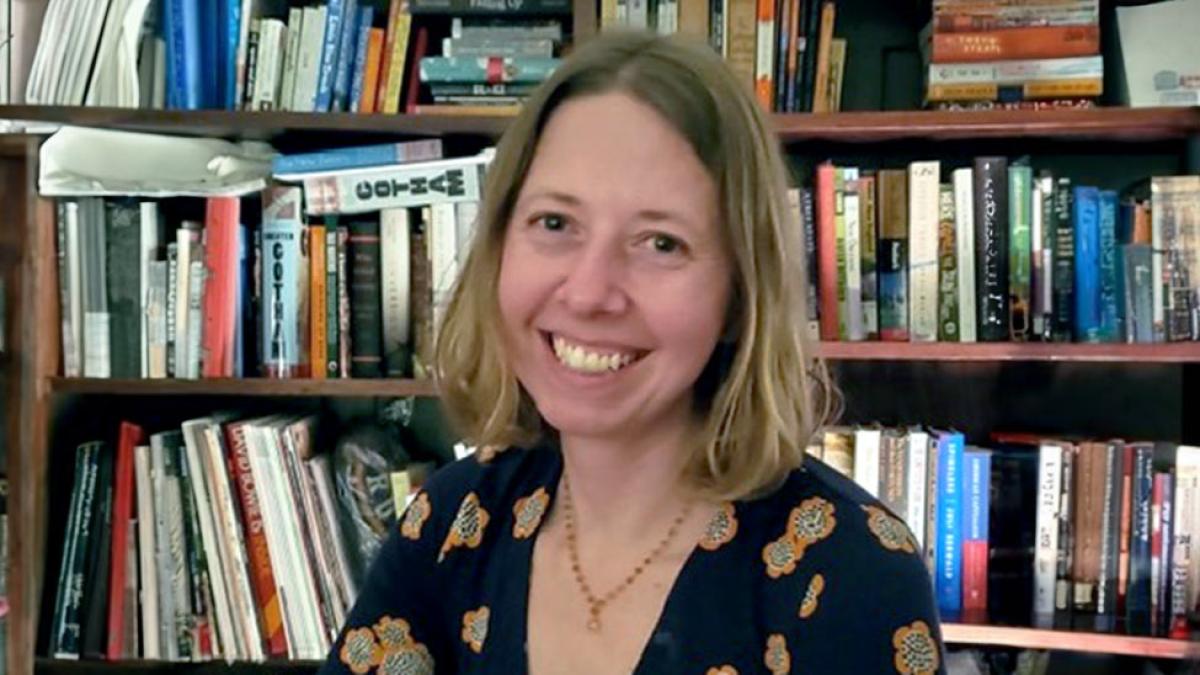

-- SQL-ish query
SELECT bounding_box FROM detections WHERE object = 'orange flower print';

[764,633,791,675]
[461,606,490,654]
[377,640,435,675]
[762,534,801,579]
[439,492,491,562]
[786,497,836,545]
[893,620,941,675]
[863,505,917,554]
[799,573,825,619]
[706,667,739,675]
[401,493,431,541]
[512,488,550,539]
[339,627,382,674]
[374,616,414,650]
[699,502,739,551]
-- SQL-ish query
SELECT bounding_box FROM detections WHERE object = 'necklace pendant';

[586,615,601,632]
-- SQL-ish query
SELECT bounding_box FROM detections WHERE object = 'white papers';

[85,0,153,107]
[1117,0,1200,107]
[39,126,277,198]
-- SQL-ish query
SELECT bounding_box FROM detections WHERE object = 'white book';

[430,202,459,338]
[81,199,111,378]
[134,444,160,659]
[279,7,305,111]
[908,161,941,342]
[251,19,287,111]
[62,201,84,377]
[184,258,205,379]
[852,427,882,498]
[147,261,168,378]
[173,225,199,377]
[309,455,359,604]
[380,208,410,376]
[1171,445,1200,632]
[1034,442,1065,623]
[67,0,113,104]
[301,148,495,216]
[1150,181,1166,341]
[200,421,265,662]
[906,430,929,550]
[181,418,238,659]
[139,202,159,377]
[292,6,326,112]
[843,186,864,341]
[952,168,976,342]
[235,0,259,106]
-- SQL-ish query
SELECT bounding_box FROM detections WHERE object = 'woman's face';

[498,91,733,445]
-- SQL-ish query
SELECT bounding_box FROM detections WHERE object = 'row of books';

[809,427,1199,638]
[26,0,569,113]
[53,139,499,381]
[602,0,846,113]
[799,162,1200,344]
[919,0,1103,107]
[47,416,428,662]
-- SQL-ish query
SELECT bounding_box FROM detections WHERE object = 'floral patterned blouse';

[318,445,946,675]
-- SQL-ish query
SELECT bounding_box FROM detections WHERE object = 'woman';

[321,31,944,675]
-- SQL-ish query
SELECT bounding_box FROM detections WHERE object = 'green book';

[1008,163,1033,341]
[937,184,959,341]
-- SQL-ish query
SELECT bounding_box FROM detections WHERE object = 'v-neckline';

[514,450,707,675]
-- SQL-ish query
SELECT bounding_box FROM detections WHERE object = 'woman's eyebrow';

[517,189,582,208]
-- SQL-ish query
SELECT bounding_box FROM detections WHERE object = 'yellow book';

[378,0,413,114]
[310,226,327,380]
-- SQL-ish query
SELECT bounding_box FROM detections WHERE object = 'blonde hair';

[434,30,836,501]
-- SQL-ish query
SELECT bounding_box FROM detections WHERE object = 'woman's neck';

[557,423,696,541]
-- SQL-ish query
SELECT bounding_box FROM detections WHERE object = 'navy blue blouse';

[319,445,946,674]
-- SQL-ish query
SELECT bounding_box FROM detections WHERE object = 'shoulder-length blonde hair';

[434,30,835,501]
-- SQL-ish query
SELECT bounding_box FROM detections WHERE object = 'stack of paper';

[1117,0,1200,107]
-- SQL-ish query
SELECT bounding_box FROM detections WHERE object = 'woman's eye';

[649,234,684,254]
[536,213,567,231]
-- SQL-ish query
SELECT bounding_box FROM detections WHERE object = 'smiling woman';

[319,31,946,675]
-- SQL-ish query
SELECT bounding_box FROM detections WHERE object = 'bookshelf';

[3,1,1199,675]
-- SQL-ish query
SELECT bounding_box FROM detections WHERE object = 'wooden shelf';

[772,106,1200,143]
[2,105,1198,144]
[942,623,1199,659]
[815,341,1200,363]
[34,658,320,674]
[47,377,439,398]
[0,105,512,140]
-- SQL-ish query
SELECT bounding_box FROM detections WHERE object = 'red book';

[201,197,240,378]
[403,26,430,114]
[224,421,289,658]
[815,162,838,341]
[106,421,145,660]
[961,448,991,623]
[930,25,1101,63]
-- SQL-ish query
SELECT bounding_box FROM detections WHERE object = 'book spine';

[878,169,909,341]
[906,431,929,550]
[279,8,304,111]
[359,28,386,113]
[348,220,384,378]
[1098,189,1120,341]
[815,163,838,341]
[50,443,93,657]
[926,55,1104,85]
[961,449,990,619]
[842,175,863,340]
[1008,164,1032,340]
[1097,441,1123,622]
[1034,442,1063,623]
[378,0,414,114]
[201,197,240,378]
[1054,445,1074,622]
[1156,472,1173,637]
[417,55,561,83]
[331,0,360,112]
[348,7,375,114]
[411,0,572,12]
[1032,173,1054,340]
[381,208,412,376]
[325,224,340,378]
[81,199,111,378]
[310,226,328,379]
[134,445,160,658]
[315,0,346,112]
[1151,471,1167,635]
[302,152,488,216]
[859,176,878,340]
[272,139,444,177]
[934,432,964,615]
[1127,444,1154,634]
[801,188,820,340]
[973,156,1009,341]
[937,184,959,341]
[953,169,976,342]
[908,161,941,342]
[1073,185,1101,342]
[106,422,143,659]
[338,228,351,377]
[1168,446,1198,639]
[260,187,304,378]
[930,24,1100,62]
[1051,176,1075,341]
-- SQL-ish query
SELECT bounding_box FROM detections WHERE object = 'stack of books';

[920,0,1103,110]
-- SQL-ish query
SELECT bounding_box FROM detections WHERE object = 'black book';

[79,443,114,658]
[105,199,143,379]
[348,219,384,378]
[1052,177,1076,342]
[987,445,1038,626]
[973,156,1009,342]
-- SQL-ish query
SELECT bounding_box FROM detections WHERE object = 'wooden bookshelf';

[814,341,1200,363]
[942,624,1199,660]
[33,658,322,674]
[3,105,1198,144]
[47,376,439,398]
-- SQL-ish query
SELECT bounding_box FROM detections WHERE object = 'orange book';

[930,25,1100,63]
[359,28,385,114]
[201,197,240,378]
[106,421,145,660]
[377,0,413,114]
[310,226,328,379]
[754,0,776,109]
[224,421,289,658]
[815,162,839,341]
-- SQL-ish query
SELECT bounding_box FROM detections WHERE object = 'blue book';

[1126,444,1154,635]
[222,0,242,109]
[164,0,203,109]
[348,6,375,113]
[314,0,346,112]
[934,430,965,618]
[1073,185,1102,342]
[331,0,360,111]
[1098,190,1120,342]
[260,188,304,376]
[272,139,444,176]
